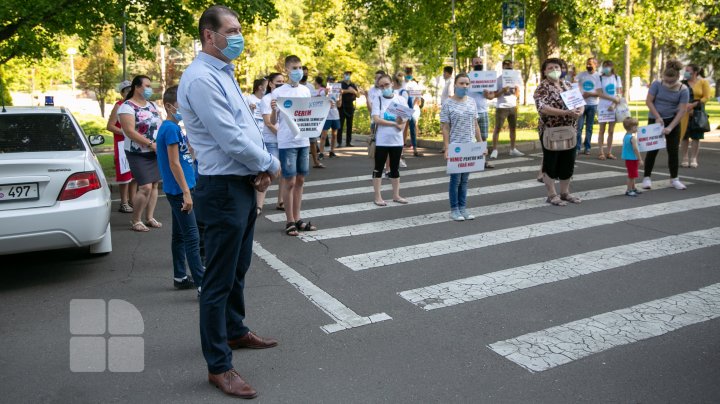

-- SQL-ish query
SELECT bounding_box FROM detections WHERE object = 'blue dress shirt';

[177,52,279,176]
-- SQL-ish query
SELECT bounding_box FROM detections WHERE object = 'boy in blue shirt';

[156,86,204,294]
[621,117,644,197]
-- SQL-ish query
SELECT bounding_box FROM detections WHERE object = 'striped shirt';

[440,97,477,143]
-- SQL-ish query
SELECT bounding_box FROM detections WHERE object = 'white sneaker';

[399,158,407,168]
[459,209,475,220]
[671,178,687,190]
[509,148,525,157]
[490,149,498,159]
[450,210,465,221]
[641,177,652,189]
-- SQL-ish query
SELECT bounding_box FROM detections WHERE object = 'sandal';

[690,159,698,168]
[560,193,582,204]
[681,159,690,168]
[285,222,299,236]
[256,207,262,216]
[374,200,387,207]
[295,219,317,231]
[606,153,617,160]
[131,221,150,232]
[276,202,285,211]
[598,154,606,160]
[145,218,163,228]
[546,194,567,206]
[313,163,326,168]
[392,198,409,204]
[413,151,424,157]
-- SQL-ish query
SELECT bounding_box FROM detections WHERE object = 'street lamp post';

[67,47,77,97]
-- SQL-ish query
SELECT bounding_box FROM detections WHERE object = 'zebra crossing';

[252,154,720,374]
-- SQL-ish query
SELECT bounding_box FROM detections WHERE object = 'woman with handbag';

[679,64,711,168]
[371,74,409,206]
[642,60,690,190]
[533,58,584,206]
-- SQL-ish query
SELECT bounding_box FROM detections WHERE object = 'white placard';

[637,123,666,152]
[560,88,587,110]
[117,141,131,174]
[385,101,415,120]
[597,106,615,123]
[277,97,331,139]
[408,89,423,98]
[501,70,522,88]
[447,142,487,174]
[469,71,497,93]
[329,83,342,99]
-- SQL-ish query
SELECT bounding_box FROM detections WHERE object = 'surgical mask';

[454,87,468,97]
[142,87,153,100]
[344,74,351,81]
[683,71,692,80]
[212,31,245,61]
[172,112,183,122]
[547,70,561,80]
[288,69,304,83]
[473,65,483,71]
[405,75,412,81]
[382,88,394,97]
[586,65,594,72]
[602,67,612,75]
[561,71,567,79]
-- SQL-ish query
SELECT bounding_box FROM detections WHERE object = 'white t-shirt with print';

[576,71,602,106]
[247,94,264,123]
[598,74,623,109]
[272,84,311,149]
[495,73,518,108]
[259,93,277,144]
[468,91,488,114]
[371,94,407,147]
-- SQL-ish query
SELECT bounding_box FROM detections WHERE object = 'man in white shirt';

[486,59,523,158]
[271,55,316,236]
[575,57,602,154]
[440,66,454,106]
[365,70,386,135]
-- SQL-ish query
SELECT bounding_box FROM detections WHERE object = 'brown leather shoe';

[227,331,279,350]
[208,369,257,399]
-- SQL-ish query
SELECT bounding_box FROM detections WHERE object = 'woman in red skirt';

[106,80,136,212]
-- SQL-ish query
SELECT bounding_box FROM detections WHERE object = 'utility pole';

[623,0,633,102]
[452,0,457,73]
[122,12,127,81]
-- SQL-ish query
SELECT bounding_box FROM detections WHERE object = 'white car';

[0,106,112,255]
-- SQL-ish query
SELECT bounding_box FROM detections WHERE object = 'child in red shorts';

[621,117,644,197]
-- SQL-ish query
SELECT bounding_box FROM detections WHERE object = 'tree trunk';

[534,1,562,64]
[98,99,105,118]
[649,37,656,84]
[623,0,632,102]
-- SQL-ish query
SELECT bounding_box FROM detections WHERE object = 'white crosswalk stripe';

[336,194,720,271]
[263,166,538,205]
[488,282,720,372]
[299,179,678,242]
[399,227,720,310]
[264,170,622,223]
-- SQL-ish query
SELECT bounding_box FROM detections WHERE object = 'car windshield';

[0,113,84,153]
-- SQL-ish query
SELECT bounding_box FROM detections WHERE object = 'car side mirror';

[88,135,105,146]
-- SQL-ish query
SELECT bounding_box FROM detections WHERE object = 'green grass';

[95,153,115,180]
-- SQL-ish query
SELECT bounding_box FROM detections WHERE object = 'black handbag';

[689,105,711,133]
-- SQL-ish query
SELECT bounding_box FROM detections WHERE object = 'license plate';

[0,183,39,202]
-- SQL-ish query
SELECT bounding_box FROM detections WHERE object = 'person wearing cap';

[106,80,136,213]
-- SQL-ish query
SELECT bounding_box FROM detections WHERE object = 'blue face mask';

[344,74,351,81]
[683,71,692,80]
[213,31,245,61]
[173,112,183,122]
[142,87,153,100]
[405,75,412,81]
[288,69,304,83]
[602,67,612,75]
[454,87,468,97]
[382,88,394,97]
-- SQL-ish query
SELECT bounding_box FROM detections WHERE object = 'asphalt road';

[2,138,720,403]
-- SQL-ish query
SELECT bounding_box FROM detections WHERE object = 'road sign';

[502,1,526,45]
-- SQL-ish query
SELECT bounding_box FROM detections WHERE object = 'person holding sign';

[575,58,601,154]
[370,74,409,206]
[596,60,623,160]
[467,61,495,169]
[533,58,583,207]
[486,60,523,159]
[441,73,484,221]
[319,75,341,159]
[642,60,689,191]
[259,73,285,212]
[620,117,644,197]
[271,55,317,235]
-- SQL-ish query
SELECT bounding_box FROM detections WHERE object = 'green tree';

[0,66,12,105]
[77,29,119,117]
[0,0,278,65]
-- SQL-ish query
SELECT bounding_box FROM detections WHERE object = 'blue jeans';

[279,146,309,178]
[408,117,417,148]
[166,192,204,283]
[576,104,597,151]
[449,173,470,210]
[194,174,257,374]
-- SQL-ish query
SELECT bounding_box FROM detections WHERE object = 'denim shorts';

[279,146,309,178]
[323,119,341,131]
[266,142,279,159]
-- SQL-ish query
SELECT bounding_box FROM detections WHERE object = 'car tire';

[89,223,112,255]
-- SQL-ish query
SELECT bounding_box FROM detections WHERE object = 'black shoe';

[329,151,337,158]
[318,152,324,160]
[346,143,353,147]
[174,277,195,290]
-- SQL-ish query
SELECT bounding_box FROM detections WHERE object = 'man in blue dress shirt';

[177,5,280,399]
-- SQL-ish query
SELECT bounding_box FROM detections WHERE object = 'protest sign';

[468,70,497,93]
[597,107,615,123]
[329,83,342,99]
[385,101,415,120]
[277,97,331,139]
[637,123,666,152]
[117,141,131,174]
[560,88,587,110]
[447,142,487,174]
[501,70,522,88]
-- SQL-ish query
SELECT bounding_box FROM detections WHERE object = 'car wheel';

[89,223,112,255]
